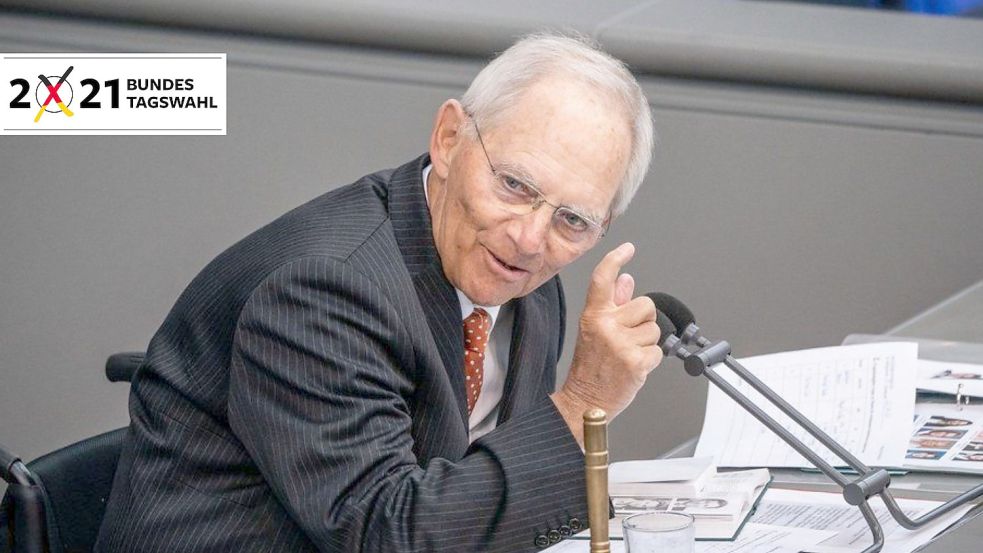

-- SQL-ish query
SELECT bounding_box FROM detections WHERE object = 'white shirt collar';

[422,163,502,325]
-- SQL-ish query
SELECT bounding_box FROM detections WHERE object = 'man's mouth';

[484,246,529,278]
[494,255,523,272]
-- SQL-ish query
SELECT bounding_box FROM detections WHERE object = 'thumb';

[585,242,635,309]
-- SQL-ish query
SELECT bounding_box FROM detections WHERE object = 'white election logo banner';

[0,53,226,135]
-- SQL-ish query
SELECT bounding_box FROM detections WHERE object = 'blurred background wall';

[1,1,982,480]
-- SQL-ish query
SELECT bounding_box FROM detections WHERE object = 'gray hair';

[461,32,654,218]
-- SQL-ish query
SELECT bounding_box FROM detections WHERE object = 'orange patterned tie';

[463,308,492,415]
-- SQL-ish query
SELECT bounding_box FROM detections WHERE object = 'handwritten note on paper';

[694,343,918,468]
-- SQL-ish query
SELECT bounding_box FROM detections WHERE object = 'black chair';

[1,352,145,553]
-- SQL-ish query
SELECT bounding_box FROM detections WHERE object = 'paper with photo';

[750,488,974,553]
[695,342,918,468]
[614,493,745,519]
[603,469,770,540]
[916,359,983,398]
[904,403,983,473]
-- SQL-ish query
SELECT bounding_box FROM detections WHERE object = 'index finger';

[585,242,635,309]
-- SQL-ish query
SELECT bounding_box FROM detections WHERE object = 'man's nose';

[507,208,552,257]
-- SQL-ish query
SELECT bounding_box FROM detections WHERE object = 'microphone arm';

[662,322,983,553]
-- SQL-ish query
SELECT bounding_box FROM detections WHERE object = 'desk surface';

[876,278,983,552]
[661,438,983,553]
[664,279,983,552]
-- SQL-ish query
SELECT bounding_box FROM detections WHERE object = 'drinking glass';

[622,512,695,553]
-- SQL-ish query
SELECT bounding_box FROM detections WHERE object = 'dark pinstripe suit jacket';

[95,154,590,553]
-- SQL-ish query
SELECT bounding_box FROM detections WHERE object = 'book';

[608,456,716,497]
[572,467,771,542]
[611,469,771,540]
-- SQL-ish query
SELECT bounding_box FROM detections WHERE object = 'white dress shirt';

[423,164,513,442]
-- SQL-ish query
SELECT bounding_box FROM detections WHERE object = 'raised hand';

[551,242,664,446]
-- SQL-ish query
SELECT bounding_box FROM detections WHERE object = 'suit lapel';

[413,266,469,428]
[388,155,469,431]
[498,290,549,423]
[387,154,553,431]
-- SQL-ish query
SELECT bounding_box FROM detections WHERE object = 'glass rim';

[621,511,695,533]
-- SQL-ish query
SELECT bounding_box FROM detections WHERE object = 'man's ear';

[428,99,467,181]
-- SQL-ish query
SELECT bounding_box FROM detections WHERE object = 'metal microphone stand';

[663,322,983,553]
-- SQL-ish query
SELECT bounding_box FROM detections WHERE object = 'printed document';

[545,523,834,553]
[905,403,983,473]
[750,488,974,553]
[695,343,918,468]
[916,359,983,398]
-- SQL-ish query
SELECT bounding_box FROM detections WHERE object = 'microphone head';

[646,292,695,337]
[655,309,677,347]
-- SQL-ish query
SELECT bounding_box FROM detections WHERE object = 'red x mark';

[34,66,74,122]
[38,66,74,108]
[40,80,66,106]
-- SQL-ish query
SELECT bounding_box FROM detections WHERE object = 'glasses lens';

[490,173,540,213]
[552,209,600,247]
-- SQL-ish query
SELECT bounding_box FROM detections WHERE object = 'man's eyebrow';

[495,161,540,189]
[565,204,605,225]
[495,161,605,224]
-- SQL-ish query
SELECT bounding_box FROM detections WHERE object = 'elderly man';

[95,33,660,553]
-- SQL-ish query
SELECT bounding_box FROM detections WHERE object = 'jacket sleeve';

[228,256,588,553]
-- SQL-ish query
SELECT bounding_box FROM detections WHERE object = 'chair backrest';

[104,352,144,383]
[1,447,45,553]
[1,428,128,553]
[1,351,141,553]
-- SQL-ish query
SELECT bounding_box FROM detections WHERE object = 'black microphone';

[645,292,682,356]
[646,292,694,337]
[654,309,676,349]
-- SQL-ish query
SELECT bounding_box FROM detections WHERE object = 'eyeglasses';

[469,116,608,251]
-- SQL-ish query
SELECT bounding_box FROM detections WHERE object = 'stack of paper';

[694,342,918,469]
[694,341,983,475]
[609,470,770,540]
[748,488,975,553]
